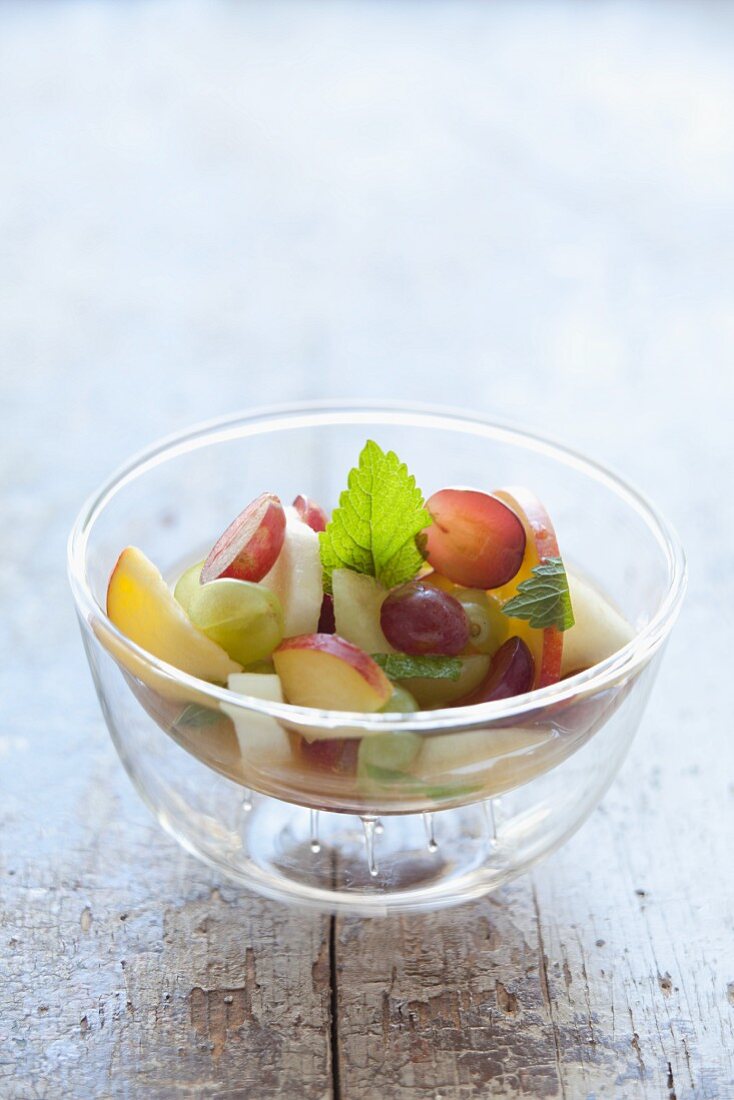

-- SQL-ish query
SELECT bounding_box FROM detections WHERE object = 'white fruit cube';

[223,672,292,771]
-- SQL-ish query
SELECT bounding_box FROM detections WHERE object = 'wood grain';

[2,0,734,1096]
[0,824,332,1099]
[334,802,734,1098]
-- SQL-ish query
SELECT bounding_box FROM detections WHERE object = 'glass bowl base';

[160,791,525,915]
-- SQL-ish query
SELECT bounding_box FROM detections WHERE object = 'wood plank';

[1,804,333,1099]
[334,695,734,1099]
[334,884,564,1098]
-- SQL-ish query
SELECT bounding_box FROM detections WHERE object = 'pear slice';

[224,672,293,773]
[261,509,322,637]
[332,568,394,655]
[416,724,556,798]
[562,571,634,676]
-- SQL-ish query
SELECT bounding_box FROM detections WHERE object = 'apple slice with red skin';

[293,494,329,533]
[492,487,566,689]
[298,736,360,776]
[424,488,526,589]
[457,636,535,706]
[273,633,392,712]
[201,493,286,584]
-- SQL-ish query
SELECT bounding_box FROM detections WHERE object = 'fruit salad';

[105,441,634,811]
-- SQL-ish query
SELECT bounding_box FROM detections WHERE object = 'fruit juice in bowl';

[69,405,685,913]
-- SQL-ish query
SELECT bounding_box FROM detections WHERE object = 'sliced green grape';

[453,589,509,655]
[380,685,419,713]
[356,687,421,790]
[358,730,421,777]
[173,560,205,614]
[243,659,276,674]
[187,579,284,666]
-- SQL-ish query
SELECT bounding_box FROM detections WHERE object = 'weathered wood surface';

[2,2,733,1097]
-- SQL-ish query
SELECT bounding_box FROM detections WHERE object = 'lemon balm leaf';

[320,440,431,592]
[502,557,575,631]
[176,703,221,728]
[372,653,462,682]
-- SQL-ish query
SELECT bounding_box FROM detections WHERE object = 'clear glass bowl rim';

[67,400,687,734]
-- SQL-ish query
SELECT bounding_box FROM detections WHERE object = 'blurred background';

[4,0,732,457]
[4,0,733,791]
[3,2,733,775]
[4,0,733,695]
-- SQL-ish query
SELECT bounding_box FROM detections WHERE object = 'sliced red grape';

[457,636,535,705]
[317,593,336,634]
[293,494,329,533]
[424,488,526,589]
[380,581,470,656]
[201,493,286,584]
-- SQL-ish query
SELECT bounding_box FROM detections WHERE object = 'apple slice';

[561,570,634,676]
[399,653,490,708]
[273,633,392,711]
[201,493,286,584]
[223,672,293,773]
[332,568,394,655]
[106,546,241,682]
[261,509,322,637]
[493,487,565,689]
[416,724,555,796]
[298,737,360,776]
[293,494,329,533]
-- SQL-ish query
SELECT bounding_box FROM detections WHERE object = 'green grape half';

[452,588,509,655]
[358,688,421,787]
[358,730,422,777]
[380,685,420,713]
[187,579,284,666]
[173,560,205,614]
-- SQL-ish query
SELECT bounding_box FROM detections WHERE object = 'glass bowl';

[68,403,685,915]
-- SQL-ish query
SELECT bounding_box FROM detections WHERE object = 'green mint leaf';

[176,703,221,729]
[363,764,412,783]
[372,653,463,682]
[502,557,575,631]
[424,783,484,801]
[319,440,431,593]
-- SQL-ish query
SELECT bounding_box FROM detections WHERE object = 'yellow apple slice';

[106,546,241,682]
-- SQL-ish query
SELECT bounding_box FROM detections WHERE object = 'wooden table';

[2,3,732,1096]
